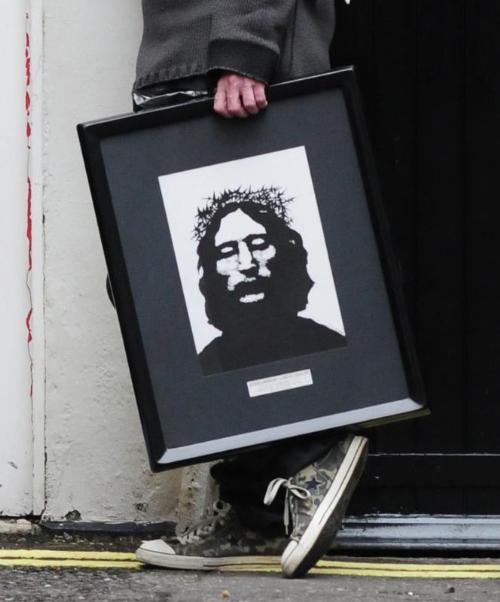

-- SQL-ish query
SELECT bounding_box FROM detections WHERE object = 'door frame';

[339,516,500,550]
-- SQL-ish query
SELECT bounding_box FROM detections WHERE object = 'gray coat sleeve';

[208,0,296,84]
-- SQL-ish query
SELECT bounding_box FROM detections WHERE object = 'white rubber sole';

[281,435,368,578]
[136,547,281,570]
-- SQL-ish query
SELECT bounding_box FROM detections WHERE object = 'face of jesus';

[214,209,277,304]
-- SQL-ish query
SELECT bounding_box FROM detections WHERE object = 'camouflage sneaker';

[264,434,368,578]
[135,501,286,570]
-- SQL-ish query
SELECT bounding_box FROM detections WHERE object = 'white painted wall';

[0,1,33,516]
[42,0,186,522]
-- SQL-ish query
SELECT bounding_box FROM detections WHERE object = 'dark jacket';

[135,0,336,91]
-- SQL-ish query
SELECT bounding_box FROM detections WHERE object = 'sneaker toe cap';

[136,538,175,556]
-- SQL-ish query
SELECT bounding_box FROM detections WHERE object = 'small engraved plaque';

[247,369,313,398]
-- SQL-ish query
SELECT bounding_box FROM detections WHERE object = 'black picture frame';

[78,67,427,472]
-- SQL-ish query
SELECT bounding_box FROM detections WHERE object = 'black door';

[331,0,500,546]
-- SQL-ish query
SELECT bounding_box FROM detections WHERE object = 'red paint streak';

[25,18,32,272]
[25,15,32,272]
[25,33,31,86]
[25,16,32,273]
[27,177,32,271]
[26,309,33,344]
[25,13,33,360]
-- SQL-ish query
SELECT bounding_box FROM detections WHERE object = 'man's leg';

[212,431,368,578]
[211,431,341,534]
[137,430,367,577]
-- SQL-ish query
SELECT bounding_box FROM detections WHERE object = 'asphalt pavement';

[1,564,500,602]
[1,529,500,602]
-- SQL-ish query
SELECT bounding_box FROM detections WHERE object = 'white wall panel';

[0,0,34,515]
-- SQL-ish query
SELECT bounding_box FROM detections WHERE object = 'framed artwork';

[78,68,427,471]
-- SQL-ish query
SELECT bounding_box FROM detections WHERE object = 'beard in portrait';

[194,187,345,374]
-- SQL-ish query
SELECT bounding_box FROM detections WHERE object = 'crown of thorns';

[193,186,293,241]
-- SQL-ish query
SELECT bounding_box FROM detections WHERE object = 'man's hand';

[214,73,268,118]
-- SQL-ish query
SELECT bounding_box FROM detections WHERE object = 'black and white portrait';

[159,147,346,374]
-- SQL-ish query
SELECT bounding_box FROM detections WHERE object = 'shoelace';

[176,501,231,545]
[263,477,311,535]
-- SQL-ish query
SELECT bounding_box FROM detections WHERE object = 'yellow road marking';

[0,550,136,560]
[0,558,142,569]
[316,569,500,579]
[229,566,500,579]
[0,551,500,578]
[317,559,500,572]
